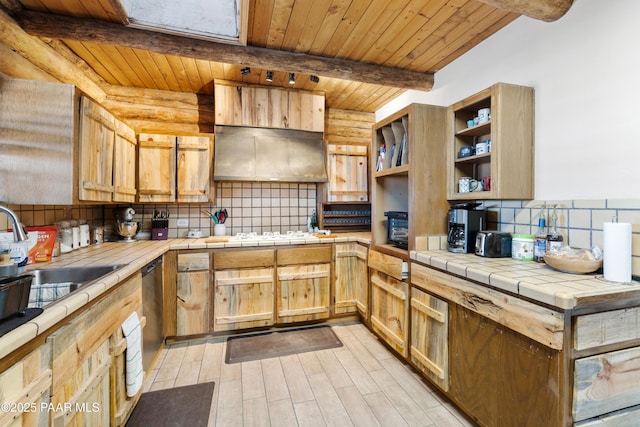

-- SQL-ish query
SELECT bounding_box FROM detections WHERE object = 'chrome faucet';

[0,206,28,242]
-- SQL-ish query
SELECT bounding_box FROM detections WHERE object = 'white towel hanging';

[121,311,144,397]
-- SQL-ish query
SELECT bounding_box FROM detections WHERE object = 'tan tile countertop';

[0,232,371,360]
[411,250,640,310]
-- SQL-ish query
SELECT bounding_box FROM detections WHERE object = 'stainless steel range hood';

[214,126,327,182]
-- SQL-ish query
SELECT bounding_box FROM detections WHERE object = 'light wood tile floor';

[143,322,475,427]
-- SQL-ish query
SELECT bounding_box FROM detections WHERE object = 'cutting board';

[204,236,230,243]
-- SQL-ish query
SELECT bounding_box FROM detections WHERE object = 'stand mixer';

[114,207,139,242]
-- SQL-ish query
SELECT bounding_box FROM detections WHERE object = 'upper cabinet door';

[113,120,137,203]
[138,133,176,203]
[327,144,368,202]
[214,81,324,132]
[78,96,116,202]
[176,135,213,203]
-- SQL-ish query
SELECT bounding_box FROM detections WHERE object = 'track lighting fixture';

[289,73,295,84]
[310,75,320,83]
[266,71,273,82]
[240,67,251,76]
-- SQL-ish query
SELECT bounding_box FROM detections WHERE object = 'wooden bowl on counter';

[543,253,603,274]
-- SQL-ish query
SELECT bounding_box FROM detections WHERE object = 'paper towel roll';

[603,221,632,282]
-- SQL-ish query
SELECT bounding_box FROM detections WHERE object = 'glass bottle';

[534,210,547,263]
[546,205,564,254]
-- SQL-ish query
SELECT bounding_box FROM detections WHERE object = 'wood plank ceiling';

[3,0,571,114]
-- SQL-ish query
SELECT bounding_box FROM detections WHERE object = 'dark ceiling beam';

[478,0,574,22]
[13,10,435,91]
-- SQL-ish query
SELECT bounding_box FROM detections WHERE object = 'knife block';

[151,219,169,240]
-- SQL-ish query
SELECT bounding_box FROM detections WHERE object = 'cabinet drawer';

[368,249,407,281]
[177,252,210,271]
[214,249,274,269]
[277,246,331,265]
[574,345,640,422]
[574,306,640,351]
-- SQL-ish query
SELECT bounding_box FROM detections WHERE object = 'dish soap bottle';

[534,206,547,263]
[546,205,564,254]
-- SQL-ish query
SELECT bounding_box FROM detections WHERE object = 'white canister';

[70,220,80,251]
[79,223,90,247]
[478,108,491,124]
[512,234,534,261]
[214,224,226,236]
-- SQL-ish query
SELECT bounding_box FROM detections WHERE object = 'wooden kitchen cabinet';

[138,133,176,203]
[78,96,116,202]
[334,242,369,318]
[176,135,214,203]
[449,305,562,427]
[276,246,332,323]
[176,252,210,336]
[47,272,142,426]
[326,144,368,202]
[138,133,214,203]
[78,96,137,203]
[321,144,371,231]
[371,103,449,255]
[212,249,275,332]
[368,249,409,357]
[447,82,534,200]
[411,261,565,427]
[214,80,325,132]
[0,342,52,427]
[409,286,449,392]
[113,120,138,203]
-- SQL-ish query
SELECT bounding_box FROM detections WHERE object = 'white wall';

[376,0,640,200]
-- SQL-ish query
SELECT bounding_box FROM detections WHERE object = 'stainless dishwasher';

[141,256,163,371]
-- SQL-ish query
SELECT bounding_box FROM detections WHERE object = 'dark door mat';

[225,325,343,364]
[126,382,214,427]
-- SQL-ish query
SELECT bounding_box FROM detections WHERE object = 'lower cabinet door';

[410,287,449,392]
[176,270,210,335]
[370,269,409,357]
[213,268,275,331]
[277,263,331,323]
[334,243,369,316]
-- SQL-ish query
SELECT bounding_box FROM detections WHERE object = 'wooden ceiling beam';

[0,8,106,101]
[478,0,573,22]
[13,10,435,91]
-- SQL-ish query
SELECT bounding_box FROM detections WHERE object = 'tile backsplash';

[2,182,318,239]
[2,195,639,275]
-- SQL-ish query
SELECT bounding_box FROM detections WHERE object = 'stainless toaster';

[475,231,512,258]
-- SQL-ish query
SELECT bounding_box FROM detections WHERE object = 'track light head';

[240,67,251,76]
[310,75,320,83]
[266,71,273,82]
[289,73,295,84]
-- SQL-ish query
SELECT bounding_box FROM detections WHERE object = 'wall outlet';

[177,218,189,227]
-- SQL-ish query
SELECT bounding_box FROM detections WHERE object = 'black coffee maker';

[447,203,486,253]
